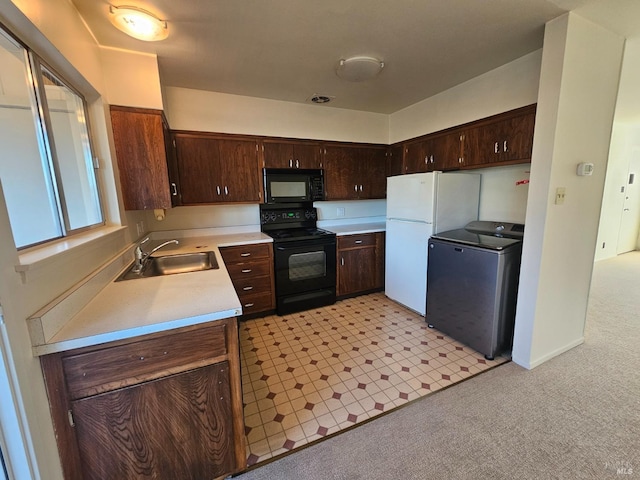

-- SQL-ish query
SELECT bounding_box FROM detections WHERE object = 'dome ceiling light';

[109,5,168,41]
[336,56,385,82]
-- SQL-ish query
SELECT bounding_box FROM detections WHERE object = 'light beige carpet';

[236,252,640,479]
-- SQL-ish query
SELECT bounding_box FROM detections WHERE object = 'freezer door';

[433,173,480,233]
[386,172,435,223]
[385,219,432,316]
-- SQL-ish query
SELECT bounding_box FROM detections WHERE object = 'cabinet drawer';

[238,291,274,315]
[231,274,272,296]
[63,323,227,400]
[225,258,272,278]
[220,243,271,263]
[338,233,376,250]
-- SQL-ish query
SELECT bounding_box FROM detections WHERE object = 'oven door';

[274,238,336,297]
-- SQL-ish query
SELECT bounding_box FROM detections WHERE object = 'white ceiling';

[71,0,640,114]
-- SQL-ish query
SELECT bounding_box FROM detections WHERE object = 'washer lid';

[464,220,525,239]
[431,229,522,250]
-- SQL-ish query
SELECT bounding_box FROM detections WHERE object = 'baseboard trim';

[513,336,585,370]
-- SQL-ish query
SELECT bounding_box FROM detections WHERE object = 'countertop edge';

[32,307,241,356]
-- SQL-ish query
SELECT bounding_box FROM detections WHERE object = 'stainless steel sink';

[116,251,219,281]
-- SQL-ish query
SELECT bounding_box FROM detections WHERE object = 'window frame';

[0,24,105,250]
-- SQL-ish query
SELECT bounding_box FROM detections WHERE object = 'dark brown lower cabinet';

[40,319,245,480]
[337,232,385,297]
[72,363,234,479]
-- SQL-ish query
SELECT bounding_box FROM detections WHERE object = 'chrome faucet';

[132,238,179,273]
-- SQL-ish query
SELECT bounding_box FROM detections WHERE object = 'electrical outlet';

[337,207,345,217]
[555,187,566,205]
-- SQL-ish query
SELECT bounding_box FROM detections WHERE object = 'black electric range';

[260,204,337,314]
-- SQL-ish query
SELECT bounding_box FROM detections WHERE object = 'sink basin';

[116,251,219,281]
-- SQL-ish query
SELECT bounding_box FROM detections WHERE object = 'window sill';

[15,226,127,283]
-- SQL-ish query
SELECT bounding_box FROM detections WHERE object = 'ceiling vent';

[307,94,335,104]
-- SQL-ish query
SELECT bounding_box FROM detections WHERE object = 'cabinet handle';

[341,257,344,266]
[216,185,221,195]
[424,155,428,165]
[458,157,463,164]
[241,269,252,273]
[243,286,254,291]
[504,140,508,152]
[240,253,251,257]
[296,159,299,168]
[171,183,178,196]
[359,185,363,192]
[224,186,229,195]
[355,240,363,244]
[244,303,255,308]
[430,155,434,164]
[289,159,293,167]
[354,185,358,192]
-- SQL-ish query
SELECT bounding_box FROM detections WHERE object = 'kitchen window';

[0,25,103,249]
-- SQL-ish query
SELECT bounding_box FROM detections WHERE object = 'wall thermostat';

[576,162,594,176]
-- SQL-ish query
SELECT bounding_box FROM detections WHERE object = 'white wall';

[476,165,532,224]
[164,86,389,143]
[389,51,542,144]
[512,13,624,369]
[595,37,640,261]
[596,124,640,260]
[100,47,164,110]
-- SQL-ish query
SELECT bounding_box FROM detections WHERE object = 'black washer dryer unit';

[426,221,525,360]
[260,203,336,315]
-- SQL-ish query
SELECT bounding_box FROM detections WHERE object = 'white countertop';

[324,222,386,236]
[30,232,272,356]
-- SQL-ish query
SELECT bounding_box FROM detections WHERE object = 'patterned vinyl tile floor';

[239,292,508,466]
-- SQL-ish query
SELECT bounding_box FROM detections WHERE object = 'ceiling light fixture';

[109,5,168,41]
[336,56,385,82]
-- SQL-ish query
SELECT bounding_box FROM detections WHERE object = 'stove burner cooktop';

[266,227,335,242]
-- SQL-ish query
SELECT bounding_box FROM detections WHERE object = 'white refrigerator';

[385,172,480,315]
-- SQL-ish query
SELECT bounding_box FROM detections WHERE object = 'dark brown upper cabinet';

[109,106,172,210]
[323,144,387,200]
[462,105,536,167]
[262,139,322,169]
[172,132,261,204]
[401,104,536,172]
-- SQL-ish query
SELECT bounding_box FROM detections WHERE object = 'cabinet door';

[501,112,535,162]
[294,143,321,169]
[430,131,463,171]
[463,109,536,167]
[263,141,320,169]
[110,106,171,210]
[323,146,360,200]
[174,134,223,204]
[217,139,261,202]
[403,141,428,174]
[72,362,235,480]
[358,147,387,199]
[386,145,403,177]
[338,247,377,296]
[263,141,294,168]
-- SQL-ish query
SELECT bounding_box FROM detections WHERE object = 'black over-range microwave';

[263,168,325,203]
